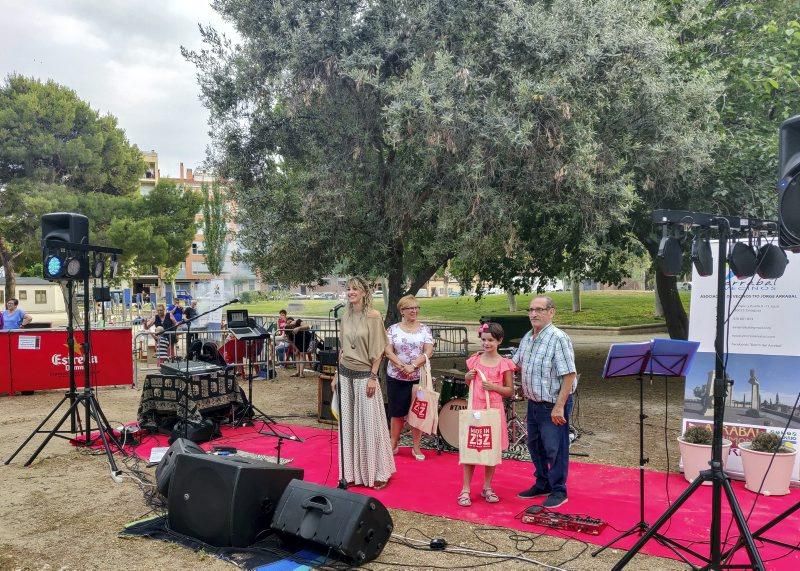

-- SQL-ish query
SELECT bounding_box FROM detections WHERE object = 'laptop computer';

[226,309,268,340]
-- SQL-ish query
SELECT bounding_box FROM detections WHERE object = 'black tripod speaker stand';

[613,210,768,570]
[5,240,124,478]
[592,338,699,561]
[720,391,800,563]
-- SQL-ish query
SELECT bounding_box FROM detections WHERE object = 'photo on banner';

[683,240,800,482]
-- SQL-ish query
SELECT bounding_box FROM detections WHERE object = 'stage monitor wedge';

[168,453,303,547]
[155,437,205,498]
[272,480,393,564]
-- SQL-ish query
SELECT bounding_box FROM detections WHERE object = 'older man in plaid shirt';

[512,295,577,509]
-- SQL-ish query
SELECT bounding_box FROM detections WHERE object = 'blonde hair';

[346,276,373,313]
[397,294,418,311]
[156,304,166,311]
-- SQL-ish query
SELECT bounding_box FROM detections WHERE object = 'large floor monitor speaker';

[168,454,304,547]
[271,480,393,564]
[155,438,205,498]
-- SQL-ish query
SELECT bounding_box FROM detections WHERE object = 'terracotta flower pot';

[738,442,797,496]
[678,437,732,485]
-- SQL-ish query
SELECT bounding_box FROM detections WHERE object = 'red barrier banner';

[8,328,133,392]
[0,333,11,394]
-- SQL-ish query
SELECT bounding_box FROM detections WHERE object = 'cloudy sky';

[0,0,235,177]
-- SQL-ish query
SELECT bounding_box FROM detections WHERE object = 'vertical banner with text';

[684,240,800,482]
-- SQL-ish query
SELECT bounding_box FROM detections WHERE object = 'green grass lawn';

[234,290,691,327]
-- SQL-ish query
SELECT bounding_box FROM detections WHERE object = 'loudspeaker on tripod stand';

[271,480,393,564]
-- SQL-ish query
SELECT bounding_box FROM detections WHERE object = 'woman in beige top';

[333,277,395,489]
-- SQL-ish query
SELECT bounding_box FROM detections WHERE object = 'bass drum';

[438,377,468,407]
[438,398,468,449]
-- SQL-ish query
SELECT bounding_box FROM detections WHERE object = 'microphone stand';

[331,304,348,489]
[159,298,238,440]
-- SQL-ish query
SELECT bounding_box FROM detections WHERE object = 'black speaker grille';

[779,180,800,246]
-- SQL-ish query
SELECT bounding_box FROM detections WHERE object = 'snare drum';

[438,377,468,408]
[438,398,467,449]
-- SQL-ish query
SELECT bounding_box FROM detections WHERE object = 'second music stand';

[592,338,699,560]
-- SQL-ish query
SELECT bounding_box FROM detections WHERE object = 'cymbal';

[435,368,466,378]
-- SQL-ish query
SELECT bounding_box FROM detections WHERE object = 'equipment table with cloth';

[137,363,243,425]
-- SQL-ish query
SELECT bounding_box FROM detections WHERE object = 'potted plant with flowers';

[678,425,732,485]
[738,432,797,496]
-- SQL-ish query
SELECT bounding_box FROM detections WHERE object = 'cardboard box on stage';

[5,327,133,393]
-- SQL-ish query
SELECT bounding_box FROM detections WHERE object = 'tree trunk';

[640,232,689,340]
[506,291,517,312]
[384,240,405,327]
[655,270,688,339]
[653,274,665,317]
[571,276,581,312]
[0,237,16,304]
[59,281,83,324]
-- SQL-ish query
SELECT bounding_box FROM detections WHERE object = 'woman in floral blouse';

[384,295,434,460]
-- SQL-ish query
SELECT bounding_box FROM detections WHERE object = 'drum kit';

[434,368,528,452]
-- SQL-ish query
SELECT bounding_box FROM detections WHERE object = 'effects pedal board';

[521,506,606,535]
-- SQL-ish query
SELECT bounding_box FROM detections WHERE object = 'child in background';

[458,321,514,506]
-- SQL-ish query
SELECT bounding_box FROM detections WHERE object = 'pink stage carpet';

[121,422,799,568]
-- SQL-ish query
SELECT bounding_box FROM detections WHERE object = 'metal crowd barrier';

[131,315,470,385]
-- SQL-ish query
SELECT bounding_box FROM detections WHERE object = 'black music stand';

[225,317,299,462]
[592,338,699,559]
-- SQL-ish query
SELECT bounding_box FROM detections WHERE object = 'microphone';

[332,302,345,312]
[229,298,240,304]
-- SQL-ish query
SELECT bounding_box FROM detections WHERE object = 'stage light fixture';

[93,256,105,279]
[756,243,788,279]
[657,225,683,276]
[690,229,713,277]
[728,240,757,279]
[44,253,66,279]
[64,254,87,280]
[109,253,118,279]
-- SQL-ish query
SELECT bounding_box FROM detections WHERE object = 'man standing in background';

[513,296,577,509]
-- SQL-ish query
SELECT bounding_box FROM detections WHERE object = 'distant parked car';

[678,282,692,291]
[372,291,384,299]
[290,293,311,299]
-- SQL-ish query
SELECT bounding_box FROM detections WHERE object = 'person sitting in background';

[275,309,292,367]
[285,316,314,377]
[2,298,32,330]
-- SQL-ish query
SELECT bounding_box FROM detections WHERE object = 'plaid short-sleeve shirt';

[512,323,576,403]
